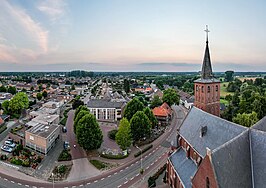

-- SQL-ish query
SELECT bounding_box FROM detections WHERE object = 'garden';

[8,144,43,169]
[48,164,72,181]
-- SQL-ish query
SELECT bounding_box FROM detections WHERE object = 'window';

[206,177,210,188]
[207,86,210,93]
[216,85,218,91]
[196,85,199,91]
[30,135,34,141]
[202,86,204,93]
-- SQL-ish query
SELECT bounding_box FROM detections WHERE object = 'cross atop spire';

[204,25,210,43]
[201,25,213,79]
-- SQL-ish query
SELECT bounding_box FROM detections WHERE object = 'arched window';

[202,86,204,93]
[216,85,218,91]
[206,177,210,188]
[196,85,199,91]
[207,86,210,93]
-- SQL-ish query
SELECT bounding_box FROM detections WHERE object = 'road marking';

[25,185,29,187]
[87,182,91,185]
[72,186,76,188]
[11,181,14,183]
[155,159,158,162]
[94,180,98,183]
[17,183,22,185]
[146,166,149,170]
[120,169,123,172]
[149,153,151,156]
[101,178,105,180]
[124,181,128,184]
[117,185,122,188]
[151,162,154,165]
[114,172,118,175]
[125,166,129,169]
[136,174,139,177]
[108,175,111,178]
[135,161,139,164]
[4,178,7,181]
[131,164,134,167]
[79,184,83,187]
[130,177,134,181]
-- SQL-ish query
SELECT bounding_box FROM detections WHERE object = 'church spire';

[201,25,213,79]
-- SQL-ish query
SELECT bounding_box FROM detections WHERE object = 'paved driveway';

[65,110,87,159]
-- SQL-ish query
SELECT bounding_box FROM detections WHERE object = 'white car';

[1,145,13,153]
[4,141,16,148]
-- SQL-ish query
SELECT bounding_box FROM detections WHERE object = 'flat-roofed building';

[25,123,60,155]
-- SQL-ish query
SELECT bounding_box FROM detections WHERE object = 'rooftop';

[87,99,125,109]
[26,123,59,138]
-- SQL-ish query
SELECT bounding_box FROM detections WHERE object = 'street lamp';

[51,172,54,188]
[135,145,143,174]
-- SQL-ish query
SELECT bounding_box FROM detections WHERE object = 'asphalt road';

[0,105,186,188]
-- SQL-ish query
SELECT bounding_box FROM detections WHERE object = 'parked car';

[62,126,67,133]
[1,145,12,153]
[4,141,16,148]
[63,141,70,150]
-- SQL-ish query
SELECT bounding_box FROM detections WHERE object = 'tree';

[74,110,90,133]
[37,93,42,101]
[124,98,144,121]
[162,88,179,106]
[143,107,158,128]
[115,118,132,150]
[0,85,7,92]
[124,79,130,93]
[225,71,234,82]
[42,90,48,98]
[2,100,9,114]
[130,111,151,141]
[233,111,258,127]
[71,84,75,91]
[9,92,29,114]
[232,91,240,106]
[76,114,103,150]
[30,86,34,91]
[225,94,232,103]
[74,105,89,120]
[8,86,16,95]
[72,99,84,109]
[150,95,162,109]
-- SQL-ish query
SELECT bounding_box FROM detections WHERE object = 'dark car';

[62,126,67,133]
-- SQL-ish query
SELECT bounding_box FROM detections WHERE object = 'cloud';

[138,62,198,67]
[38,0,67,23]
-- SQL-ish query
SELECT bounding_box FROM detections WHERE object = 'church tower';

[194,26,220,116]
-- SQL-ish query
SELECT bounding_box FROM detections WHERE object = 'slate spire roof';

[201,25,213,79]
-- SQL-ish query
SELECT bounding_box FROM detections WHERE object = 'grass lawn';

[90,160,108,170]
[220,82,234,98]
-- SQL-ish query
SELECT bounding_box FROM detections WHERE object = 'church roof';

[179,107,247,157]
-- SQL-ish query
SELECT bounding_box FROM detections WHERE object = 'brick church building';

[166,27,266,188]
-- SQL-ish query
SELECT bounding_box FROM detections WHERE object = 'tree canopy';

[115,118,132,150]
[124,98,144,121]
[8,92,29,114]
[162,88,179,106]
[130,111,151,141]
[72,98,84,109]
[74,105,89,120]
[143,107,158,128]
[76,114,103,150]
[150,95,162,109]
[233,112,258,127]
[8,86,17,95]
[74,110,90,133]
[37,93,42,101]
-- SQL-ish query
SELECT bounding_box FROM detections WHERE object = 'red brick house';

[152,102,172,126]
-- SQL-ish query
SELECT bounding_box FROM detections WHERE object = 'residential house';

[152,102,172,126]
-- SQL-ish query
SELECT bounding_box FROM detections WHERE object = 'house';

[87,99,126,121]
[166,107,266,188]
[152,102,172,126]
[29,101,63,117]
[178,90,194,109]
[25,123,60,155]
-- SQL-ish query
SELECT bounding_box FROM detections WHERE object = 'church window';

[202,86,204,93]
[196,85,199,91]
[216,85,218,91]
[206,177,210,188]
[207,86,210,93]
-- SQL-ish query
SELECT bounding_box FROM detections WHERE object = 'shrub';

[100,153,128,160]
[90,160,107,170]
[58,165,66,174]
[108,129,118,140]
[10,158,23,165]
[22,160,30,167]
[134,145,153,157]
[0,125,7,134]
[0,154,7,161]
[60,117,67,126]
[16,144,23,151]
[58,149,72,161]
[147,164,166,187]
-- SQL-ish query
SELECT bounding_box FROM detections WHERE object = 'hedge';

[90,160,108,170]
[58,149,72,161]
[100,153,128,160]
[148,164,167,187]
[134,144,153,158]
[60,117,67,126]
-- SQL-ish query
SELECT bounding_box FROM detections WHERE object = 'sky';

[0,0,266,72]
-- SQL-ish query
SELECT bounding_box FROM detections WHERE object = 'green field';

[220,82,234,98]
